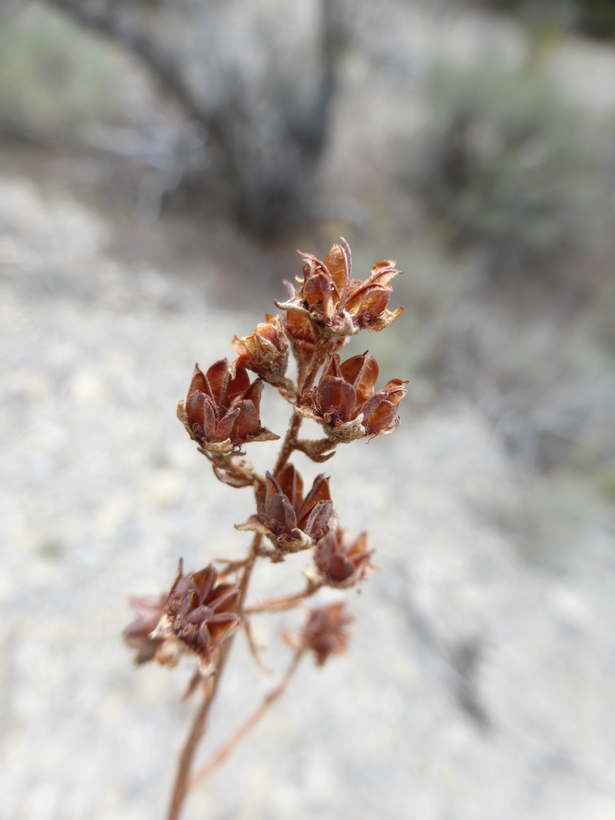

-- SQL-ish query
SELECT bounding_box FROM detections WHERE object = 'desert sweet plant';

[123,239,406,820]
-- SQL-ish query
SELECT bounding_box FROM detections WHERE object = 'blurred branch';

[45,0,209,126]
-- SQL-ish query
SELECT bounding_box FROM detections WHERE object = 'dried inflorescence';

[124,238,405,820]
[177,359,278,455]
[232,314,290,386]
[297,351,408,442]
[276,238,403,338]
[306,528,376,588]
[152,561,241,672]
[237,464,335,556]
[300,603,355,666]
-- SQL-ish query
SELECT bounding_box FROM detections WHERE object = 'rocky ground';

[1,173,615,820]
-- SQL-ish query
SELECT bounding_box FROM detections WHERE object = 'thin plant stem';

[272,412,303,476]
[272,339,330,476]
[166,336,331,819]
[189,649,305,790]
[166,534,260,820]
[246,582,322,615]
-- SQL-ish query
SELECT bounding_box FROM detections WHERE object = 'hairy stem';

[189,649,305,790]
[166,535,260,820]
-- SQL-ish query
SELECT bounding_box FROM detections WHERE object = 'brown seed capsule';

[301,603,354,666]
[152,560,241,672]
[232,314,289,384]
[177,359,278,455]
[123,594,167,665]
[307,528,375,588]
[297,352,407,442]
[236,464,336,555]
[276,238,404,338]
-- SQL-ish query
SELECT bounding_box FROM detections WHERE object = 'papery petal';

[323,243,349,300]
[226,366,251,406]
[191,565,217,601]
[231,400,260,439]
[356,356,380,405]
[298,474,332,526]
[206,360,230,407]
[215,405,241,442]
[304,271,335,320]
[207,585,240,612]
[365,306,404,332]
[242,379,263,414]
[316,376,356,422]
[382,379,408,408]
[276,464,304,512]
[186,390,206,428]
[361,397,397,434]
[268,493,298,533]
[303,500,333,540]
[188,365,211,402]
[325,554,356,583]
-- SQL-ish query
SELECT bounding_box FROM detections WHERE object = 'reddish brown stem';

[189,649,305,790]
[245,582,322,615]
[166,535,260,820]
[272,339,330,476]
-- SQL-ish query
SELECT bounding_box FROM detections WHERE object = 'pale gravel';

[1,178,615,820]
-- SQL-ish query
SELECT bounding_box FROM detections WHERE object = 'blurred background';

[1,0,615,818]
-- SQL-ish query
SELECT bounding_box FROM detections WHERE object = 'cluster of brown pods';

[123,239,406,820]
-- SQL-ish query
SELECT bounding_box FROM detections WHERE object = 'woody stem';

[166,533,261,820]
[189,648,305,790]
[272,338,330,476]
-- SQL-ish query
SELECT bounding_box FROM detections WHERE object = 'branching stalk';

[189,649,305,790]
[166,535,260,820]
[246,582,322,615]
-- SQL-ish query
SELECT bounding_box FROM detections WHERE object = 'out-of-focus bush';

[576,0,615,38]
[40,0,339,239]
[400,61,593,277]
[0,10,134,138]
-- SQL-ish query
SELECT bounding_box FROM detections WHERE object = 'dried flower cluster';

[123,239,405,820]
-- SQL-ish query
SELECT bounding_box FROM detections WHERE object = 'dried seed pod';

[276,238,403,338]
[232,314,289,385]
[152,561,241,673]
[300,603,355,666]
[297,352,407,441]
[123,594,167,665]
[177,359,279,455]
[236,464,336,556]
[306,528,376,588]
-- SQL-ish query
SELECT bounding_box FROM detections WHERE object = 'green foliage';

[0,13,127,135]
[404,60,593,276]
[576,0,615,38]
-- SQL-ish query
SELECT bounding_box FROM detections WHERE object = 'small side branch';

[189,649,305,790]
[246,582,322,615]
[46,0,207,125]
[166,534,261,820]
